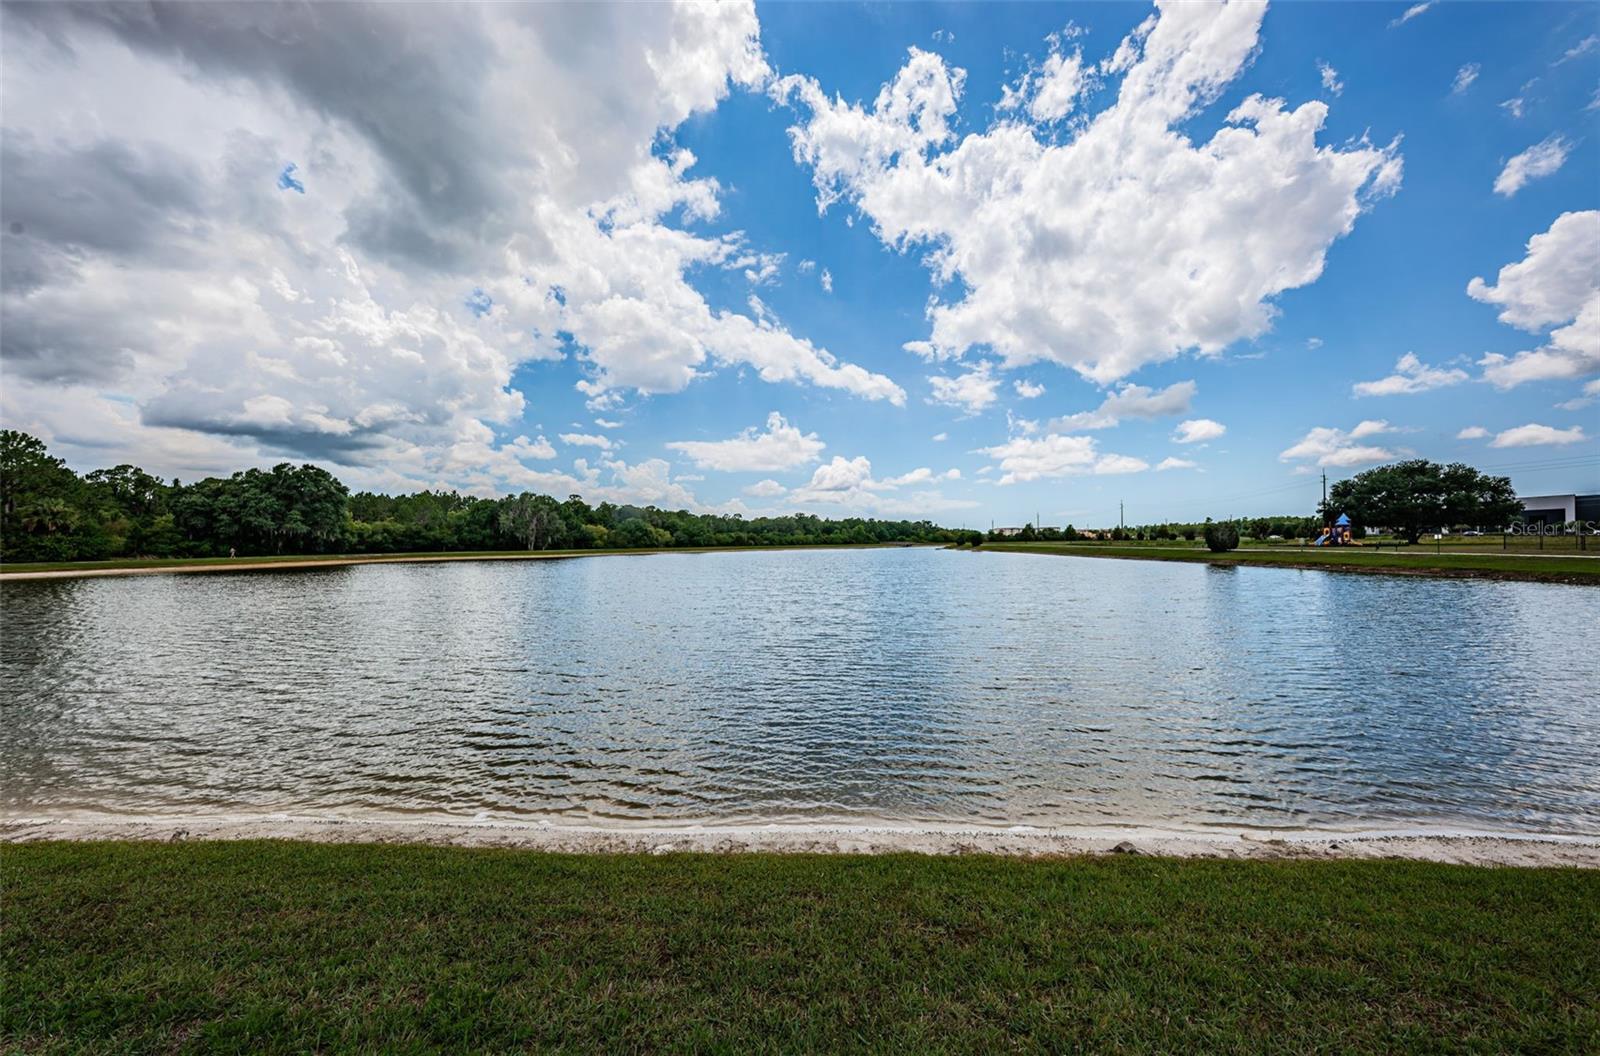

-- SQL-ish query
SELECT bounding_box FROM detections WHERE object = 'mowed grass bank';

[5,842,1597,1053]
[976,541,1600,583]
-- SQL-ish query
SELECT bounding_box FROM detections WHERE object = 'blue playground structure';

[1315,513,1354,546]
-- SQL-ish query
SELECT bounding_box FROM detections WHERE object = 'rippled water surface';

[3,548,1598,833]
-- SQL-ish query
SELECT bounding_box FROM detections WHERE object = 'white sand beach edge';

[5,817,1597,867]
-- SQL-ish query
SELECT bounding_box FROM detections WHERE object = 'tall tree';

[2,430,85,561]
[499,493,565,550]
[1324,460,1519,544]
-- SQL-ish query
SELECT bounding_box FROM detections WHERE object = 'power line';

[1475,454,1600,473]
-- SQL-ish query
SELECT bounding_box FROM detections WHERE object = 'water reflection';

[3,548,1597,834]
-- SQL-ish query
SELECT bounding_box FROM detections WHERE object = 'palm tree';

[18,498,79,535]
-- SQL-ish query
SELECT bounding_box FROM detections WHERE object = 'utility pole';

[1321,469,1327,508]
[1119,501,1124,529]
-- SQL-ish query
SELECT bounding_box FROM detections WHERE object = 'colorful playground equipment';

[1314,513,1355,546]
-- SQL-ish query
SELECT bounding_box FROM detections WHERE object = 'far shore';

[977,540,1600,585]
[5,537,1597,583]
[6,816,1597,868]
[0,541,930,581]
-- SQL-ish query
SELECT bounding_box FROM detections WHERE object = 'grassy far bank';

[994,533,1594,552]
[4,540,1594,582]
[5,842,1597,1053]
[0,541,929,577]
[975,541,1600,583]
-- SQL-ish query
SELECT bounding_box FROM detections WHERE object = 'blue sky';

[2,1,1596,526]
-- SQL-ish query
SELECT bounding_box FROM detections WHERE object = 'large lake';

[3,548,1597,835]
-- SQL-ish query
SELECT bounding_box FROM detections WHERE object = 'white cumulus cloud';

[1279,420,1396,467]
[775,1,1401,385]
[665,412,825,472]
[0,1,905,503]
[1172,418,1226,444]
[928,362,1001,415]
[1317,60,1343,96]
[1557,35,1599,64]
[1352,352,1469,396]
[1390,2,1435,28]
[1469,211,1600,390]
[1490,423,1588,448]
[785,455,977,514]
[509,434,558,460]
[559,432,616,451]
[1000,45,1091,122]
[1494,135,1570,197]
[1456,426,1489,440]
[1051,380,1198,431]
[979,433,1148,485]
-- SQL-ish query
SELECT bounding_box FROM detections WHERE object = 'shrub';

[1203,522,1239,552]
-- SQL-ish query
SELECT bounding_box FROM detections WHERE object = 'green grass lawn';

[4,842,1597,1053]
[976,541,1599,583]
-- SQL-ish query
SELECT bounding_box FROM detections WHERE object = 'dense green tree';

[499,493,566,550]
[83,465,167,516]
[2,431,84,560]
[1203,521,1239,552]
[611,517,671,549]
[1324,460,1518,545]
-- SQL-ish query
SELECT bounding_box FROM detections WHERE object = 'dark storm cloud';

[139,382,458,465]
[0,299,139,383]
[0,135,209,286]
[0,135,211,380]
[0,231,75,294]
[162,421,390,465]
[341,191,478,273]
[5,1,513,272]
[139,399,389,465]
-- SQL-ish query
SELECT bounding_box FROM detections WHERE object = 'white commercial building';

[1518,494,1600,526]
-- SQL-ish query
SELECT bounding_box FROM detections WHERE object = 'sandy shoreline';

[0,553,590,580]
[5,816,1598,867]
[0,544,930,581]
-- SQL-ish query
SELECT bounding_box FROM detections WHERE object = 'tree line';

[2,430,1530,563]
[977,460,1523,547]
[985,516,1326,545]
[0,431,962,563]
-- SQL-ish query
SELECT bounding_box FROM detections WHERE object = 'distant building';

[1518,494,1600,527]
[991,526,1027,537]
